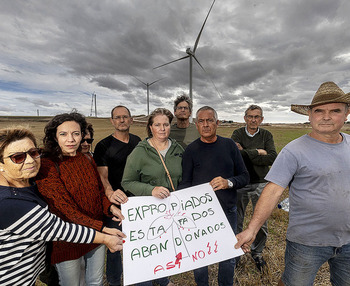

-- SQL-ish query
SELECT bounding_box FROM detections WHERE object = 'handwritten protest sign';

[122,183,244,285]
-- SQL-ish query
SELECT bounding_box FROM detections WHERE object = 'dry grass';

[170,190,332,286]
[0,116,335,286]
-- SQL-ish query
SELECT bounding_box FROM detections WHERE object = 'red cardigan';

[36,152,111,264]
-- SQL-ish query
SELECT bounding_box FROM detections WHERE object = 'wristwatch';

[227,179,233,188]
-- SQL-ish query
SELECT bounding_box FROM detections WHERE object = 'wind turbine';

[154,0,217,104]
[130,75,165,115]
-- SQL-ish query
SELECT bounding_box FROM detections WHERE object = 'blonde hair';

[146,108,174,137]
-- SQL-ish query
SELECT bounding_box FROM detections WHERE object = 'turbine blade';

[193,55,222,99]
[149,77,166,86]
[193,0,216,53]
[193,55,206,73]
[153,55,189,69]
[128,72,147,86]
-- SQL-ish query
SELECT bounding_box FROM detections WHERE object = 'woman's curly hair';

[43,112,87,160]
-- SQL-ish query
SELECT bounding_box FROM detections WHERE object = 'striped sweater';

[0,184,95,286]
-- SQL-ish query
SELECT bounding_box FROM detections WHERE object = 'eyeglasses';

[112,115,130,121]
[246,115,262,120]
[176,106,189,111]
[4,148,41,164]
[81,138,94,144]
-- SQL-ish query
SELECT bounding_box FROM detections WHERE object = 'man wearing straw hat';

[235,81,350,286]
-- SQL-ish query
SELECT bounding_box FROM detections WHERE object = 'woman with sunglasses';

[0,127,125,286]
[81,123,94,155]
[35,112,124,286]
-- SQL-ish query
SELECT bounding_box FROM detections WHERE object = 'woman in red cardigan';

[36,112,123,286]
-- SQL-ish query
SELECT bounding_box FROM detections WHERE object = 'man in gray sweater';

[231,105,277,271]
[170,94,199,149]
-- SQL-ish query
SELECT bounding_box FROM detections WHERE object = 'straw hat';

[291,81,350,115]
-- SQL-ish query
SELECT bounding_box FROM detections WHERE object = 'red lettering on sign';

[154,265,164,274]
[192,241,219,262]
[207,242,212,255]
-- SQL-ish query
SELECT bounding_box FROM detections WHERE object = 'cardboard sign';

[122,183,244,285]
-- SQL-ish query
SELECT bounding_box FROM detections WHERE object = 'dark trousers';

[237,183,268,257]
[193,206,237,286]
[105,216,123,286]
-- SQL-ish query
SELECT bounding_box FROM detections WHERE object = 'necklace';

[150,138,168,151]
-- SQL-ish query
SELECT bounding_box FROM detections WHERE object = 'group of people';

[0,115,125,286]
[1,80,350,286]
[235,81,350,286]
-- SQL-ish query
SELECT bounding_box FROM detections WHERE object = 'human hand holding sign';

[152,186,171,199]
[110,204,125,224]
[94,228,126,253]
[102,226,125,237]
[234,228,257,253]
[108,189,128,205]
[102,233,125,253]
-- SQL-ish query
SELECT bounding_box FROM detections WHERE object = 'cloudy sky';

[1,0,350,123]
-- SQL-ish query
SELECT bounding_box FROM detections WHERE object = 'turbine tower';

[154,0,216,104]
[130,75,165,115]
[90,92,97,117]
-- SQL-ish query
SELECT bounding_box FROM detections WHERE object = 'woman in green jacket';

[121,107,183,286]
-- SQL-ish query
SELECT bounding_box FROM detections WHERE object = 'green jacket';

[121,138,184,196]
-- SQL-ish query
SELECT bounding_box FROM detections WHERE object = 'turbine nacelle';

[186,47,194,56]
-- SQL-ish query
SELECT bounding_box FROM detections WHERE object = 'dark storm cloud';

[91,76,129,91]
[0,0,350,121]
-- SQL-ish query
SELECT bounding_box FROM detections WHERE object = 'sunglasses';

[4,148,41,164]
[81,138,94,144]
